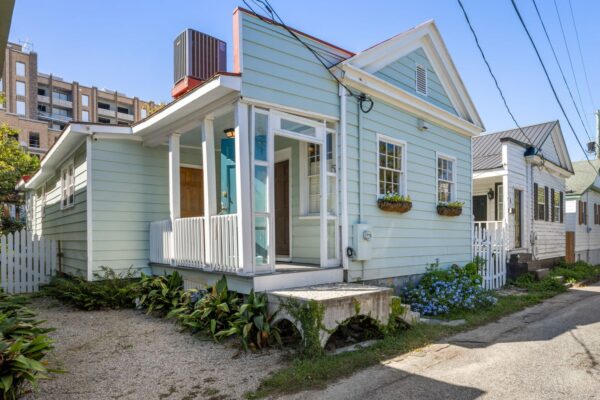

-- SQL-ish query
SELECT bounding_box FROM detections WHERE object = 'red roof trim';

[235,7,355,58]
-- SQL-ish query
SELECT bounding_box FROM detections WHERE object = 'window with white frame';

[81,110,89,122]
[81,94,89,107]
[301,131,336,216]
[437,154,456,203]
[378,136,405,196]
[61,163,75,208]
[16,100,25,116]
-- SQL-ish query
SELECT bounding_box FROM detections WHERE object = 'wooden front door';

[473,195,487,222]
[275,160,290,257]
[180,167,204,218]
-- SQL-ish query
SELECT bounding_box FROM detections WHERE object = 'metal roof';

[566,159,600,196]
[472,121,558,171]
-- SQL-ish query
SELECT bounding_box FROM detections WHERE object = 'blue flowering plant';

[403,260,497,316]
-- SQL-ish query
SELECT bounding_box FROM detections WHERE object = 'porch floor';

[275,263,321,273]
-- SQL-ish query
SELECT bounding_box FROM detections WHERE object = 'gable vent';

[415,64,427,96]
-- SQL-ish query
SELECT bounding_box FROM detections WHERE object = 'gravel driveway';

[24,297,286,400]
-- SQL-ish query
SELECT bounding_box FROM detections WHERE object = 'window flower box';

[377,194,412,213]
[437,202,463,217]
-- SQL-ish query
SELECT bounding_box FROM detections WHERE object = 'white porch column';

[168,133,181,221]
[202,117,217,265]
[320,124,328,268]
[234,103,253,274]
[168,133,180,266]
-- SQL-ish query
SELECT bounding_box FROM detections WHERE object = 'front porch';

[145,96,342,292]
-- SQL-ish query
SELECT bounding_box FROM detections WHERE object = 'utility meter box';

[353,224,372,261]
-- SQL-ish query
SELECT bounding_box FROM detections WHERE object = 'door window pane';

[254,165,268,213]
[255,216,269,266]
[254,112,268,161]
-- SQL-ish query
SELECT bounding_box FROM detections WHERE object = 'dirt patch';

[23,297,287,400]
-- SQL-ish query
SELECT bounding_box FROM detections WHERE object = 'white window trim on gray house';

[436,152,456,203]
[377,134,407,197]
[60,161,75,209]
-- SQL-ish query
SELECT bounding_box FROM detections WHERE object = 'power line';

[456,0,539,151]
[567,0,596,113]
[531,0,592,142]
[551,0,593,139]
[509,0,598,175]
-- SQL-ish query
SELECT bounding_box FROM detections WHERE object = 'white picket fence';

[473,225,507,290]
[0,230,57,294]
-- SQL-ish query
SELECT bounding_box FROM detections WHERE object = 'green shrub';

[551,261,600,283]
[168,276,281,351]
[168,275,239,337]
[42,267,138,310]
[135,271,185,315]
[513,273,566,293]
[215,289,281,351]
[0,293,54,399]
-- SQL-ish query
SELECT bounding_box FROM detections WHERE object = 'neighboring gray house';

[20,8,484,293]
[565,159,600,265]
[472,121,573,275]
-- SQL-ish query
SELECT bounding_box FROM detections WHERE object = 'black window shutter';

[544,186,549,221]
[560,192,564,223]
[579,201,583,225]
[534,183,539,220]
[551,189,555,222]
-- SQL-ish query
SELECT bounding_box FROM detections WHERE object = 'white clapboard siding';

[473,226,507,290]
[0,230,56,294]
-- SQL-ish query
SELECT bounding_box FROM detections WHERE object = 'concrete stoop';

[268,283,418,348]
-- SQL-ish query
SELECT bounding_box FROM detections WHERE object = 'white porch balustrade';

[149,215,240,273]
[149,220,172,265]
[173,217,206,268]
[210,214,239,272]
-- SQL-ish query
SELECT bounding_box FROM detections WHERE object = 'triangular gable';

[339,20,483,130]
[540,122,573,173]
[374,48,458,116]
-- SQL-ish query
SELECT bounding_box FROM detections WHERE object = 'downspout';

[339,85,349,272]
[357,98,365,280]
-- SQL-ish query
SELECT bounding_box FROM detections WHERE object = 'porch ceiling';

[134,74,241,147]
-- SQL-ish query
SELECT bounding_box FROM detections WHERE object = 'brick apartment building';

[1,42,156,157]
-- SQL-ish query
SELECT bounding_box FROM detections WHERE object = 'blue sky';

[9,0,599,161]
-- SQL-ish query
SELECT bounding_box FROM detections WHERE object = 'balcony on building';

[52,89,73,108]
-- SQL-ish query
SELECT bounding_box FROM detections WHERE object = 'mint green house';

[21,8,484,293]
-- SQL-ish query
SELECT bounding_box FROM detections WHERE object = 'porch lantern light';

[224,128,235,138]
[487,188,494,200]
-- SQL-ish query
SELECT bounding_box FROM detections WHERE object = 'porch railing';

[149,216,239,273]
[210,214,239,272]
[173,217,206,267]
[149,219,172,264]
[474,221,504,244]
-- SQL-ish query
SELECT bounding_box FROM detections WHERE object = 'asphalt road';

[284,284,600,400]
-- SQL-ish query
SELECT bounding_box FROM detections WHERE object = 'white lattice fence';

[0,230,57,294]
[473,225,507,290]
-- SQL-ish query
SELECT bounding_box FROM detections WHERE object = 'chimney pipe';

[596,110,600,159]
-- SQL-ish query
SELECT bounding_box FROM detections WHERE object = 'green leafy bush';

[216,289,281,351]
[135,271,185,315]
[168,275,239,337]
[0,292,54,399]
[513,273,566,293]
[551,261,600,283]
[42,267,138,310]
[169,276,281,351]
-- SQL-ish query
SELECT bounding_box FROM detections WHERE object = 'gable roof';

[566,159,600,195]
[473,120,573,173]
[337,20,484,132]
